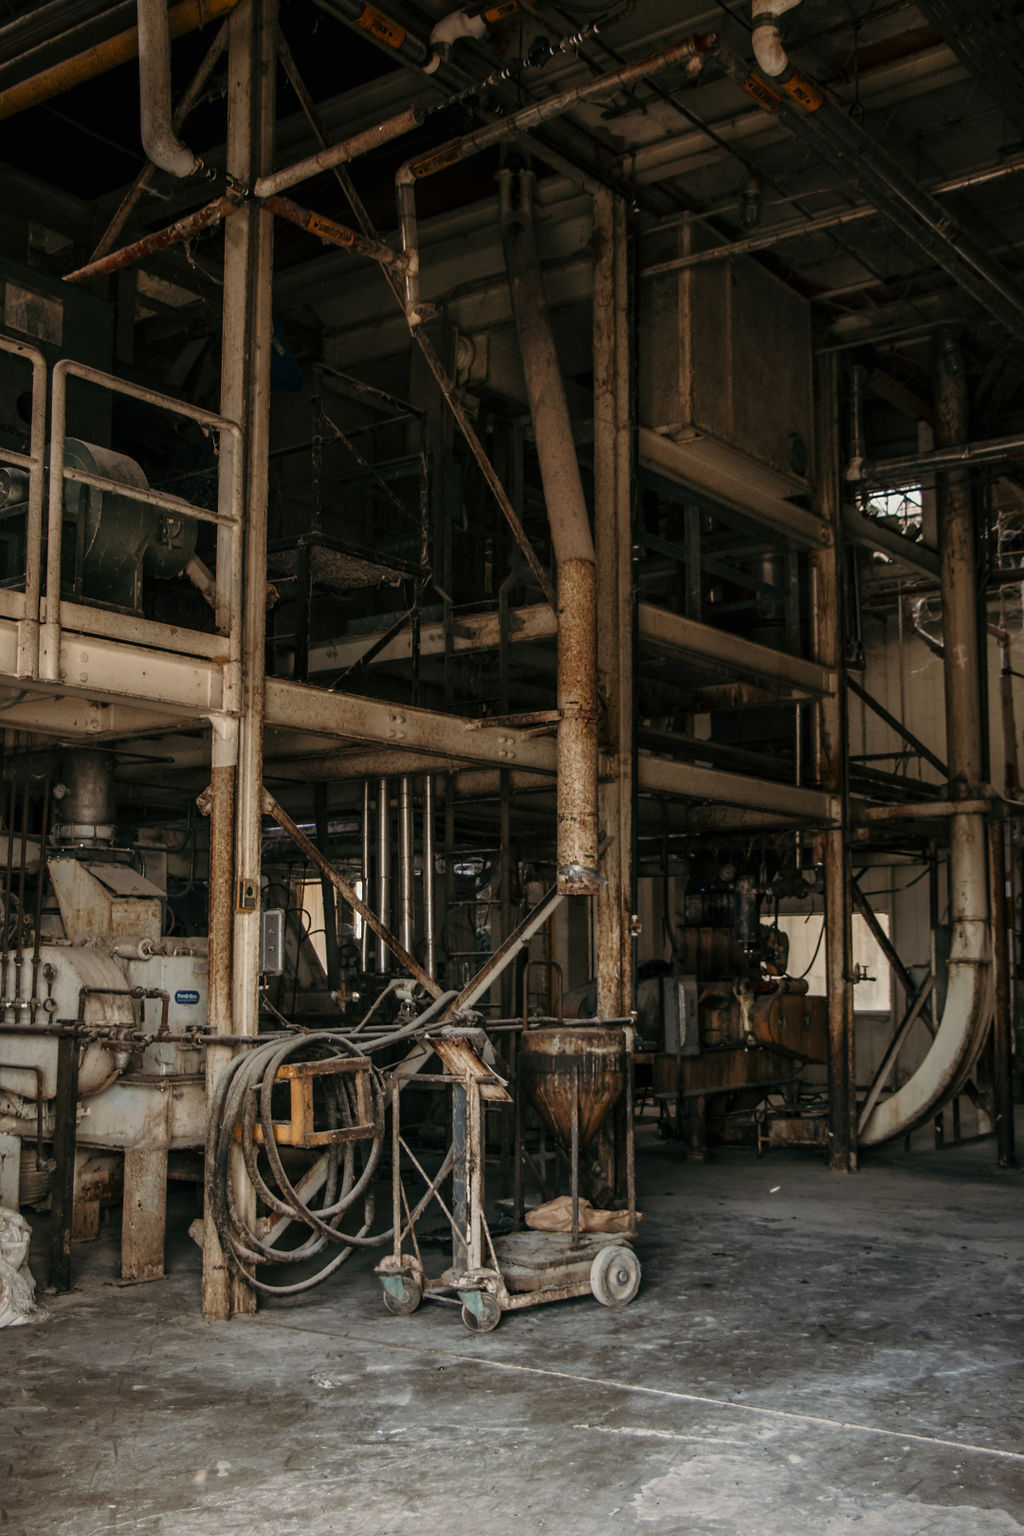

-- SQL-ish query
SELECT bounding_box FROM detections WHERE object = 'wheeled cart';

[376,1022,640,1332]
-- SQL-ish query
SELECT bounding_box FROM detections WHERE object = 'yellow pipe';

[0,0,240,123]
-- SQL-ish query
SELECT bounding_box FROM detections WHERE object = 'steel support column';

[202,0,276,1322]
[815,355,856,1172]
[593,189,635,1016]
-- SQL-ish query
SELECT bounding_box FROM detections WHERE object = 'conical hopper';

[518,1026,627,1152]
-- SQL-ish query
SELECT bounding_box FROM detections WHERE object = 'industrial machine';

[0,751,208,1284]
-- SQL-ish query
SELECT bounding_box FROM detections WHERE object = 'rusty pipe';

[262,195,407,270]
[396,32,710,326]
[64,195,240,285]
[500,165,598,895]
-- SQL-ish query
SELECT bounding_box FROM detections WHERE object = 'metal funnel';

[518,1026,627,1152]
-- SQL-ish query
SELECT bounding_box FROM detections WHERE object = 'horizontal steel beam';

[306,603,557,676]
[843,507,940,579]
[263,678,558,773]
[638,428,827,549]
[639,603,833,697]
[638,752,838,823]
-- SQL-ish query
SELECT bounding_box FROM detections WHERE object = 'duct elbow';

[427,7,487,66]
[752,20,788,77]
[137,0,202,178]
[751,0,802,78]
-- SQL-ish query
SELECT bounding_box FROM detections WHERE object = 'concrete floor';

[3,1130,1023,1536]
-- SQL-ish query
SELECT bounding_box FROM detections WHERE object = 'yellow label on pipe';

[784,71,825,112]
[411,143,464,178]
[356,4,406,48]
[483,2,518,21]
[742,71,783,112]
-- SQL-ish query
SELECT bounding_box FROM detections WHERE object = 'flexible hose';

[206,991,460,1297]
[206,1031,388,1297]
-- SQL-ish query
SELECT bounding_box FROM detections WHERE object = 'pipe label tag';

[742,71,783,111]
[175,990,200,1005]
[356,4,406,48]
[784,71,824,111]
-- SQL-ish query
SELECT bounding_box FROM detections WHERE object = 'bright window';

[776,912,892,1013]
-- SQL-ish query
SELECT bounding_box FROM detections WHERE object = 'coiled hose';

[206,1031,389,1297]
[206,992,459,1297]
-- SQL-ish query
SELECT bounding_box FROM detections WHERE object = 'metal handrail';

[0,334,47,655]
[44,358,244,691]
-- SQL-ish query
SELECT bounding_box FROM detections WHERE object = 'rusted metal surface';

[263,787,442,998]
[46,1033,79,1293]
[518,1027,626,1152]
[63,196,241,285]
[253,104,424,199]
[89,20,230,262]
[263,194,405,268]
[813,355,856,1172]
[556,558,600,893]
[987,816,1016,1167]
[122,1143,169,1283]
[500,167,599,894]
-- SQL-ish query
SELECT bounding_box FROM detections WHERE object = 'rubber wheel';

[460,1292,501,1332]
[590,1245,641,1307]
[382,1275,422,1316]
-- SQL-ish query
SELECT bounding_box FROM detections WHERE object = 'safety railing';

[42,358,244,701]
[0,334,47,666]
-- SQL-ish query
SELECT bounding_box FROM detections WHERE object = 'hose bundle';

[206,1031,389,1296]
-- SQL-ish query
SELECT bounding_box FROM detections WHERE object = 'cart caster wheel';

[590,1245,641,1308]
[381,1275,422,1316]
[460,1292,501,1333]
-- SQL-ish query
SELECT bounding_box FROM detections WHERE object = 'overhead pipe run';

[395,32,710,328]
[708,35,1024,346]
[500,165,598,896]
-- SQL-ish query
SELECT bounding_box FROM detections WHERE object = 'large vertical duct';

[500,165,599,896]
[860,335,992,1143]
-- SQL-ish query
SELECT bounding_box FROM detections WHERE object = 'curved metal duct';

[137,0,202,177]
[860,336,992,1144]
[499,165,599,895]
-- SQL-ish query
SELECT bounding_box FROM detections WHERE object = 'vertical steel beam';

[936,334,984,795]
[47,1033,80,1293]
[202,0,276,1321]
[593,189,635,1016]
[376,776,390,973]
[988,814,1016,1166]
[314,780,340,986]
[815,355,856,1172]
